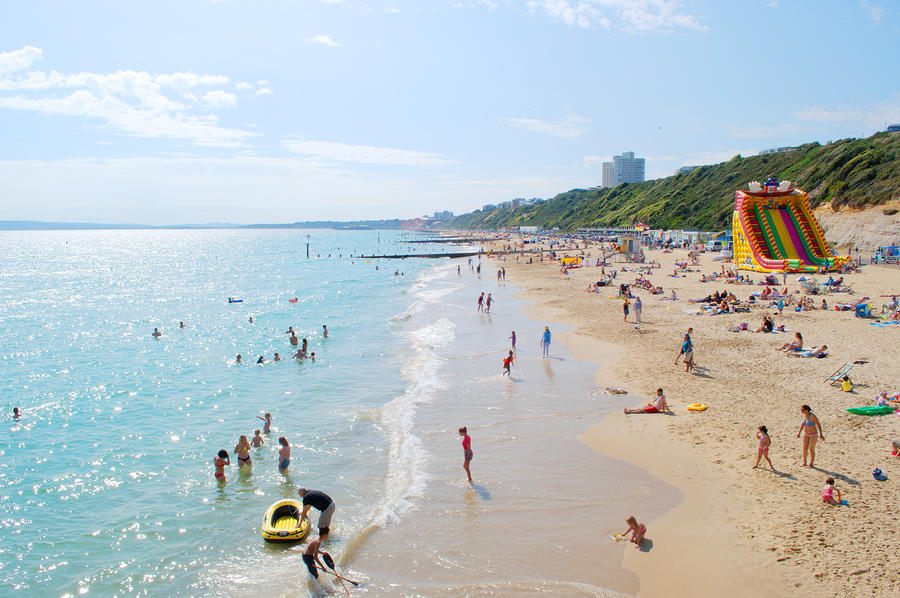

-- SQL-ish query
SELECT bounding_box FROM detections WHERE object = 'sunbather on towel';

[788,345,828,358]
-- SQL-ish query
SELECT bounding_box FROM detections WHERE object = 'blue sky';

[0,0,897,224]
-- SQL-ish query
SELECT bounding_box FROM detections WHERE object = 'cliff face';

[816,200,900,255]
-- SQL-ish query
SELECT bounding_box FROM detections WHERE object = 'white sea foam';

[369,316,456,528]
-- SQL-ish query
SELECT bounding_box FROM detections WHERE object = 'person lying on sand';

[788,345,828,358]
[624,389,668,414]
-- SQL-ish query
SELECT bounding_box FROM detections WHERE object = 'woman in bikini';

[797,405,824,467]
[213,449,230,483]
[235,435,252,470]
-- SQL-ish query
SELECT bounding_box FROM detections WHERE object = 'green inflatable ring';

[846,406,895,415]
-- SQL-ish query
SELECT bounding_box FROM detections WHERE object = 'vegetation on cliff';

[443,131,900,232]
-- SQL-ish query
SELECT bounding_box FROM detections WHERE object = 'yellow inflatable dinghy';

[261,499,310,543]
[686,403,708,411]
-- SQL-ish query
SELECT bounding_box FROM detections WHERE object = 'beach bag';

[740,322,748,330]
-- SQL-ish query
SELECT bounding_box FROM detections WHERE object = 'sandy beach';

[485,239,899,597]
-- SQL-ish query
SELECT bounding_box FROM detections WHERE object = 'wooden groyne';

[357,251,483,259]
[403,238,485,244]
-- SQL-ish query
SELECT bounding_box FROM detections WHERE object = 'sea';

[0,229,677,597]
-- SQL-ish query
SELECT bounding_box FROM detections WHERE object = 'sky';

[0,0,898,224]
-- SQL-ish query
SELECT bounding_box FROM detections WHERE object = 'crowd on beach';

[477,232,899,570]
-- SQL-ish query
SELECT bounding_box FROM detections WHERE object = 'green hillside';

[443,131,900,232]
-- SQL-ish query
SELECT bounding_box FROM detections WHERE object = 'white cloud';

[202,90,237,108]
[235,81,253,91]
[256,87,272,95]
[730,94,900,139]
[281,138,455,166]
[583,155,610,166]
[0,46,255,147]
[501,113,589,138]
[861,0,884,22]
[308,34,341,47]
[525,0,707,33]
[0,46,42,75]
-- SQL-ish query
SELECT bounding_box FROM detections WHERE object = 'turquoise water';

[0,229,457,597]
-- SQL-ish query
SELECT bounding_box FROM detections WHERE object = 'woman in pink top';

[459,426,473,483]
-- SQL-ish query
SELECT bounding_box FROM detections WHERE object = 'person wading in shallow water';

[459,426,473,482]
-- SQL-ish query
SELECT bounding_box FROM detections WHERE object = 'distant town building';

[432,210,454,221]
[482,204,496,211]
[759,146,801,155]
[601,151,645,188]
[888,124,900,133]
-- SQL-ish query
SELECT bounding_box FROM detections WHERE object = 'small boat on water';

[261,499,310,543]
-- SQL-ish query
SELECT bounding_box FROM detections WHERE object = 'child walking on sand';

[753,425,774,470]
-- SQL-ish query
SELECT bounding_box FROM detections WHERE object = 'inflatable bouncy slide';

[732,178,849,273]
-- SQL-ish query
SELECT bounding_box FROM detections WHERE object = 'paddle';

[316,565,359,587]
[321,551,350,596]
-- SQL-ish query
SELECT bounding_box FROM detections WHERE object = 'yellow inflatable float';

[687,403,708,411]
[261,499,310,543]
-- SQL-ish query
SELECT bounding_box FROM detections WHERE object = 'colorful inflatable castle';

[732,178,849,273]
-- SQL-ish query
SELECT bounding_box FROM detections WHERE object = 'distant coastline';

[0,219,439,231]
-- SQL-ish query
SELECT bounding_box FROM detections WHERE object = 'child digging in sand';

[753,425,774,470]
[618,516,646,547]
[822,478,845,506]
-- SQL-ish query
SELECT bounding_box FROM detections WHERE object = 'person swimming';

[256,355,265,364]
[236,354,242,364]
[273,352,281,362]
[13,407,20,419]
[152,327,162,338]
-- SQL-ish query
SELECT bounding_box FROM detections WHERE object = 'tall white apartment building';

[601,151,645,188]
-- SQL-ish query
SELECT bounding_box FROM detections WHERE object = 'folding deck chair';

[824,363,853,386]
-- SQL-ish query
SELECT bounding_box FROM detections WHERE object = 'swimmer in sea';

[179,321,185,329]
[278,437,291,474]
[290,333,299,346]
[292,348,305,359]
[257,355,265,364]
[309,352,316,362]
[235,435,252,470]
[273,352,281,362]
[257,412,272,433]
[214,449,229,483]
[236,354,242,364]
[322,324,327,338]
[152,327,162,338]
[249,316,254,324]
[302,338,308,353]
[286,326,295,336]
[251,429,264,447]
[13,407,20,419]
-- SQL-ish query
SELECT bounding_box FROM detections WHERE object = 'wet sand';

[485,239,899,597]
